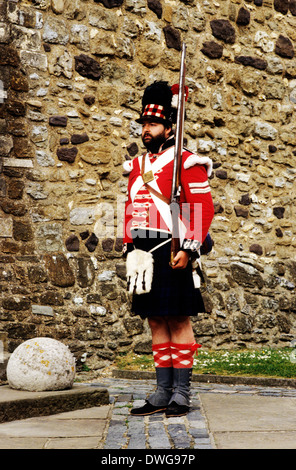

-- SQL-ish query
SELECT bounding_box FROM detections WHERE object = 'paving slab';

[0,405,111,449]
[0,384,109,423]
[199,392,296,449]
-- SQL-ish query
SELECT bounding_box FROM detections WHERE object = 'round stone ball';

[6,337,76,392]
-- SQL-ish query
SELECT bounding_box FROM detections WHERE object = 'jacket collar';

[159,135,175,153]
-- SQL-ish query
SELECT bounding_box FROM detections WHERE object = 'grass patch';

[115,347,296,379]
[116,352,154,371]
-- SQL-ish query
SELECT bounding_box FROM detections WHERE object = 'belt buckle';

[142,170,154,184]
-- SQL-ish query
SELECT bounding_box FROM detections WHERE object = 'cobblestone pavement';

[89,377,296,450]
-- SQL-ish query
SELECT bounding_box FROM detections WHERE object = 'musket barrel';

[170,42,186,265]
[171,43,186,201]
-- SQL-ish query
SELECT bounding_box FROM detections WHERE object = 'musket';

[170,42,187,266]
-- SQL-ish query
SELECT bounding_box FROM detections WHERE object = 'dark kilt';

[130,229,205,319]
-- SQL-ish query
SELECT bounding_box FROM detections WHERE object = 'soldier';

[123,81,214,417]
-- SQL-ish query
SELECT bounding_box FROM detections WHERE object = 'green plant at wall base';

[115,348,296,379]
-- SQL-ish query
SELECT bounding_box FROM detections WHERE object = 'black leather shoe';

[130,402,167,416]
[165,401,189,418]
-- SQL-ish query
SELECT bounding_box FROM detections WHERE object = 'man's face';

[141,120,171,153]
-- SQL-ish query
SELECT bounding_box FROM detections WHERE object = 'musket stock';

[170,42,186,265]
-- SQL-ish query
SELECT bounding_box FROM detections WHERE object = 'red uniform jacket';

[123,140,214,253]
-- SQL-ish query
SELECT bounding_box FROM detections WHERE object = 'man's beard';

[142,131,167,153]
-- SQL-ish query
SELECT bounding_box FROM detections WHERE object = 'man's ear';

[165,126,172,138]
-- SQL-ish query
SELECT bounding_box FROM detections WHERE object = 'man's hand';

[170,250,190,269]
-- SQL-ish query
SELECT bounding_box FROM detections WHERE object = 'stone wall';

[0,0,295,372]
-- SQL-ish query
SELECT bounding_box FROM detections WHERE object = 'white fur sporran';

[126,249,154,295]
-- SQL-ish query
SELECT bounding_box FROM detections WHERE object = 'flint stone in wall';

[32,305,54,316]
[11,24,42,51]
[163,25,181,50]
[275,35,294,59]
[215,169,227,179]
[235,56,267,70]
[172,6,189,31]
[49,116,68,127]
[0,23,11,43]
[201,41,223,59]
[28,265,48,283]
[94,0,124,8]
[147,0,162,18]
[210,19,236,44]
[7,337,75,391]
[239,70,262,95]
[192,11,206,32]
[0,45,20,67]
[195,320,216,336]
[10,71,29,92]
[125,0,146,17]
[273,207,285,219]
[254,121,277,140]
[70,24,90,51]
[266,57,284,75]
[77,257,95,287]
[254,31,274,53]
[249,244,263,255]
[233,314,253,334]
[98,270,115,281]
[51,0,64,14]
[89,7,118,30]
[127,143,138,156]
[44,253,75,287]
[36,150,55,167]
[1,201,27,217]
[57,147,78,163]
[7,180,24,200]
[37,223,63,251]
[90,35,135,59]
[0,217,13,237]
[71,133,89,144]
[0,178,6,197]
[20,50,47,70]
[84,95,95,106]
[123,317,144,336]
[290,0,296,15]
[40,291,64,306]
[85,233,99,252]
[236,7,251,25]
[6,100,26,117]
[234,206,249,218]
[74,54,101,80]
[138,42,162,68]
[144,21,162,42]
[13,220,33,242]
[65,234,79,252]
[43,17,69,45]
[290,87,296,103]
[48,48,73,78]
[70,207,95,225]
[80,140,111,164]
[102,238,114,252]
[274,0,289,14]
[230,262,264,289]
[0,136,13,156]
[26,182,48,200]
[3,296,31,311]
[263,77,286,99]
